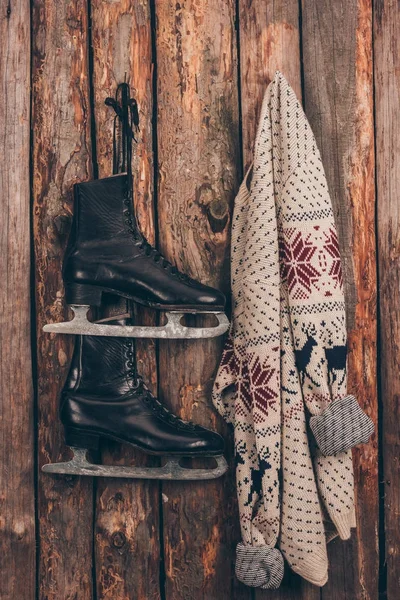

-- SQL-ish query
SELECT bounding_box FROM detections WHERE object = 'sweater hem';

[330,511,355,540]
[290,564,328,587]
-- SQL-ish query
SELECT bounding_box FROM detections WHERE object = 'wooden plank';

[238,2,318,598]
[32,1,94,597]
[90,1,160,598]
[154,1,248,598]
[374,1,400,598]
[0,1,35,598]
[238,0,302,171]
[301,1,378,598]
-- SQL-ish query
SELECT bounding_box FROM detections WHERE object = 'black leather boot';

[62,174,225,311]
[60,331,224,456]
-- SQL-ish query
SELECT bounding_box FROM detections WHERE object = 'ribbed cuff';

[310,395,374,456]
[235,543,284,589]
[329,507,356,540]
[300,568,328,587]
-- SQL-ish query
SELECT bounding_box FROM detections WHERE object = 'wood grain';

[238,0,302,171]
[301,1,378,599]
[0,1,35,598]
[374,1,400,597]
[90,1,160,598]
[91,0,155,239]
[32,1,94,597]
[1,0,397,597]
[154,0,246,598]
[301,1,358,331]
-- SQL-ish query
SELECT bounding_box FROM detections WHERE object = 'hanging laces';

[105,82,140,178]
[105,81,189,282]
[105,83,140,349]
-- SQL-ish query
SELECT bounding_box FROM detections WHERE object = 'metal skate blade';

[43,305,230,339]
[42,448,228,480]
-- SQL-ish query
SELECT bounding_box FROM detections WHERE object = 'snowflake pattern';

[235,352,279,420]
[279,228,320,299]
[324,228,343,288]
[250,356,279,421]
[279,226,343,300]
[218,335,238,378]
[236,357,252,414]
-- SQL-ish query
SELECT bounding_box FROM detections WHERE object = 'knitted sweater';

[212,72,373,589]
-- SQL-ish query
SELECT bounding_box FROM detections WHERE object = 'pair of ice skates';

[42,84,229,480]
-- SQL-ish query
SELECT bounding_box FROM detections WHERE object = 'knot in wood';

[111,531,126,549]
[207,198,229,233]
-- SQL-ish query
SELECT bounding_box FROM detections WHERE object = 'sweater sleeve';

[279,154,374,456]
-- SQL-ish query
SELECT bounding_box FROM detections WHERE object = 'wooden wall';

[1,0,398,598]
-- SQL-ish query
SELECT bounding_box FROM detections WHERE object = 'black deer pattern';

[244,457,272,507]
[324,344,347,386]
[295,323,347,389]
[294,323,320,387]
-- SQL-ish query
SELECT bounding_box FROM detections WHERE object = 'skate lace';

[124,341,196,431]
[106,84,190,283]
[122,197,190,281]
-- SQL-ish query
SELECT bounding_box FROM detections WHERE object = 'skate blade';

[42,448,228,480]
[43,305,230,339]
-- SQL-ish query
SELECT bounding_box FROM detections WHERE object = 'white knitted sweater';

[213,72,373,589]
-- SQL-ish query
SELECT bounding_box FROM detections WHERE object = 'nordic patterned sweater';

[212,72,373,589]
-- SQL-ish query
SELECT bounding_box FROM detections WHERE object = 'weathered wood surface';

[1,0,397,598]
[239,0,302,172]
[0,1,35,599]
[155,1,245,598]
[90,1,160,598]
[301,1,378,600]
[301,2,358,332]
[374,1,400,598]
[32,1,94,598]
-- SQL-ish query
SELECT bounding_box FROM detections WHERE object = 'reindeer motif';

[234,442,273,508]
[244,457,272,507]
[324,344,347,386]
[234,444,246,469]
[294,323,320,387]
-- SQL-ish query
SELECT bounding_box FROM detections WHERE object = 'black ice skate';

[44,83,228,339]
[42,327,228,480]
[43,174,229,338]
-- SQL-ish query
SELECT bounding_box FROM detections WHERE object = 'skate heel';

[65,283,103,306]
[64,427,100,451]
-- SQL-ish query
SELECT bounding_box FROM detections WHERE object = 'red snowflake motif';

[237,359,252,413]
[219,336,239,377]
[324,228,343,289]
[250,357,278,419]
[279,228,320,300]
